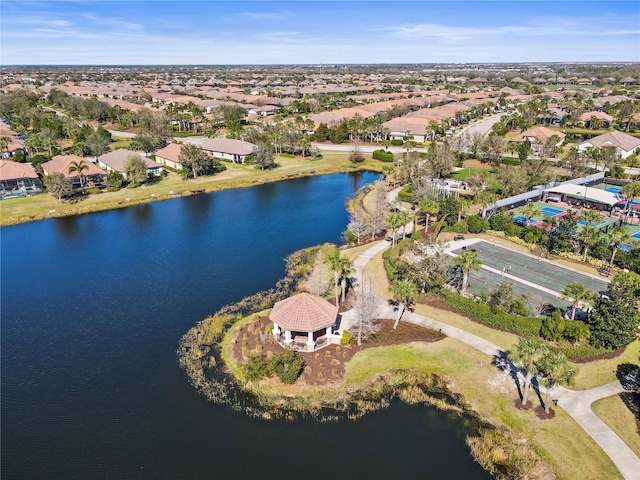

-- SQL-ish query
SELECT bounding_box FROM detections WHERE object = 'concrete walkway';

[344,237,640,480]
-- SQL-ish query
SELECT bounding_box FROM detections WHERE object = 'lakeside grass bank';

[1,152,384,227]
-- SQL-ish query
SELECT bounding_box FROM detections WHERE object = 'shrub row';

[372,149,395,162]
[397,185,413,203]
[440,289,542,336]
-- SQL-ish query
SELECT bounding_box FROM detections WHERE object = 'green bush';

[390,139,404,146]
[467,215,489,233]
[501,157,520,166]
[540,309,565,341]
[397,185,413,203]
[441,290,541,336]
[243,353,271,382]
[554,342,608,361]
[86,188,102,195]
[340,330,352,345]
[270,350,304,384]
[106,186,120,192]
[451,221,468,233]
[372,149,395,162]
[280,153,295,158]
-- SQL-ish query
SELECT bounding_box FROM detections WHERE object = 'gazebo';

[270,292,340,351]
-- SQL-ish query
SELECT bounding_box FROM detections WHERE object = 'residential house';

[579,111,614,129]
[199,138,255,164]
[0,159,43,198]
[97,149,163,178]
[155,143,186,170]
[578,131,640,159]
[511,126,565,155]
[42,155,108,188]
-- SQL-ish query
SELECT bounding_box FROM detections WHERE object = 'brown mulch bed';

[231,317,445,387]
[534,406,556,420]
[569,348,625,364]
[512,399,534,411]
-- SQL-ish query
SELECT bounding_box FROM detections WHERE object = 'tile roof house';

[97,149,163,178]
[0,159,43,198]
[578,131,640,159]
[199,138,255,164]
[155,143,186,170]
[512,126,566,146]
[42,154,108,187]
[579,111,614,128]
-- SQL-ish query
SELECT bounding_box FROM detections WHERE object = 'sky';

[1,1,639,65]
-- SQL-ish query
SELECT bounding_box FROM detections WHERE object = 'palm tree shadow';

[493,350,523,401]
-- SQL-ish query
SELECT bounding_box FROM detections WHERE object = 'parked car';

[453,235,466,241]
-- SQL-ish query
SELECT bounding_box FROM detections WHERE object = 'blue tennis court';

[632,231,640,240]
[605,186,622,194]
[540,206,566,217]
[576,218,608,228]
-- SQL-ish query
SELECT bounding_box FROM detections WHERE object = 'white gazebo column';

[325,326,332,340]
[284,330,292,344]
[306,331,315,347]
[272,322,281,338]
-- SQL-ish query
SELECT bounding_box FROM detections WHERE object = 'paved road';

[453,113,504,141]
[342,208,640,479]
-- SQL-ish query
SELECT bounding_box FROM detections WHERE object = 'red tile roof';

[270,292,338,332]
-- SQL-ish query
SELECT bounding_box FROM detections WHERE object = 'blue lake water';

[1,171,488,479]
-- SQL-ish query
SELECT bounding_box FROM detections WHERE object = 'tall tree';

[179,143,212,178]
[351,280,381,346]
[67,159,89,193]
[324,250,352,306]
[621,182,640,216]
[385,211,405,247]
[389,279,417,329]
[538,352,576,413]
[577,215,602,262]
[585,272,640,349]
[417,198,439,230]
[123,155,147,184]
[509,338,549,406]
[44,172,73,203]
[252,142,276,170]
[520,202,541,226]
[453,250,482,295]
[560,283,595,321]
[605,225,633,267]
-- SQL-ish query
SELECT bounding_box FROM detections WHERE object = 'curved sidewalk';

[347,238,640,480]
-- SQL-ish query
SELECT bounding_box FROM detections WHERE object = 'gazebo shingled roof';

[270,292,338,332]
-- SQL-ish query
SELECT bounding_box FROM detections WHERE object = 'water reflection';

[130,203,152,226]
[53,216,80,237]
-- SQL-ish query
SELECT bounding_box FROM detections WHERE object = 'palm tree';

[324,250,342,306]
[508,338,549,406]
[385,212,405,247]
[418,199,439,230]
[457,199,471,223]
[538,352,576,413]
[337,255,354,304]
[68,159,89,193]
[453,250,482,295]
[389,279,417,329]
[621,182,640,218]
[560,283,594,321]
[399,210,414,239]
[520,201,541,226]
[605,225,633,267]
[577,223,601,262]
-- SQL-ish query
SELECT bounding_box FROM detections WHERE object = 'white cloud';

[81,13,143,31]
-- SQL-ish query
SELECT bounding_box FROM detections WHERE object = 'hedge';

[372,149,395,162]
[390,139,404,146]
[440,289,542,336]
[397,185,414,203]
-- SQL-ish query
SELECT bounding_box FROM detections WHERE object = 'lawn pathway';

[345,234,640,480]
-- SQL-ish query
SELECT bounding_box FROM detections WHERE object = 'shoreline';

[0,156,384,227]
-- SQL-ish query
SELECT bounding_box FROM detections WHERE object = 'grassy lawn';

[592,394,640,457]
[1,152,384,226]
[450,167,492,181]
[345,339,621,480]
[572,340,640,390]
